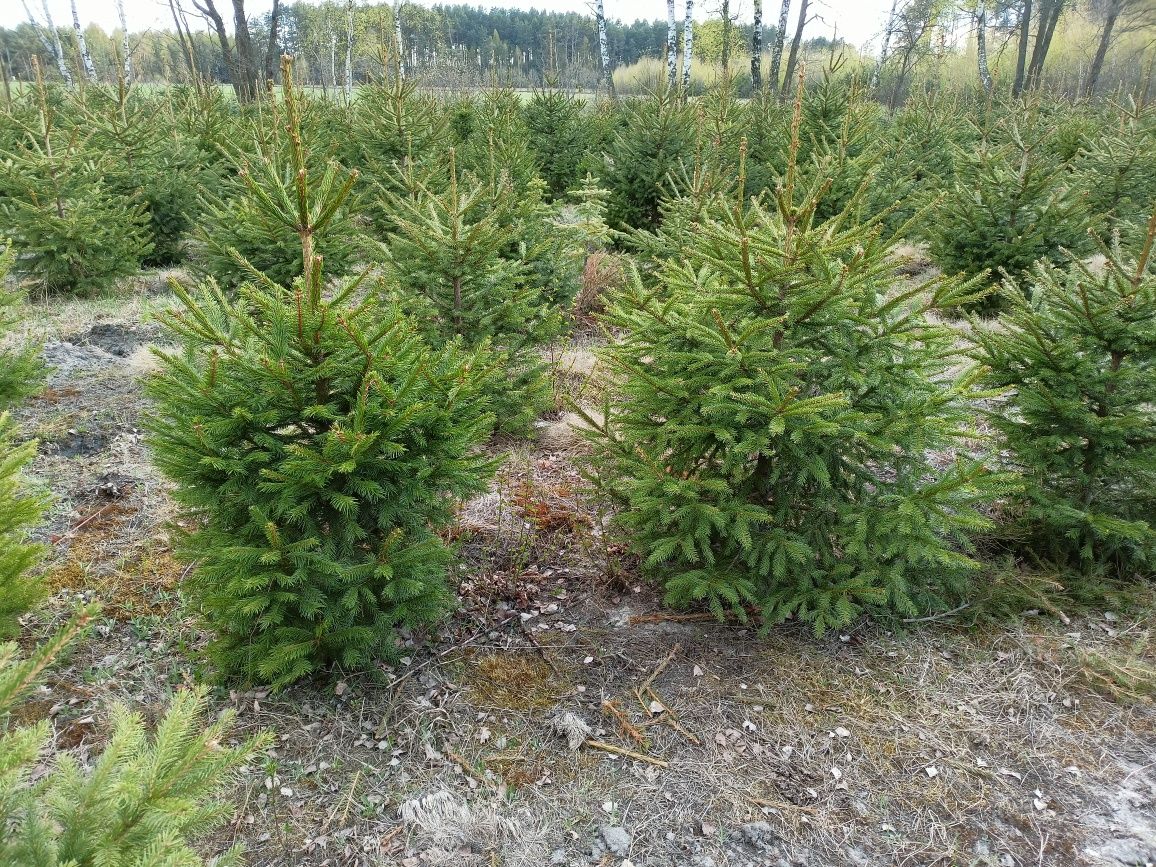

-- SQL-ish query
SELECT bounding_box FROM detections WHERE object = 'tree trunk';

[70,0,97,81]
[976,0,993,94]
[751,0,762,90]
[767,0,789,94]
[721,0,731,75]
[1013,0,1032,95]
[682,0,694,94]
[870,0,899,90]
[394,2,405,79]
[344,0,354,99]
[1026,0,1063,89]
[26,0,74,85]
[115,0,132,82]
[265,0,281,83]
[193,0,237,94]
[230,0,259,101]
[1085,1,1120,97]
[595,0,614,97]
[168,0,197,86]
[667,0,678,88]
[781,0,808,96]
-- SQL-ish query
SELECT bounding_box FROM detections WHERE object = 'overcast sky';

[3,0,899,53]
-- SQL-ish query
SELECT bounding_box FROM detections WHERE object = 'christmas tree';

[0,610,271,865]
[378,149,562,434]
[1073,99,1156,248]
[523,84,602,200]
[928,108,1089,310]
[147,59,498,688]
[0,244,45,637]
[583,96,1010,633]
[0,64,152,296]
[195,84,360,289]
[972,208,1156,579]
[603,85,695,234]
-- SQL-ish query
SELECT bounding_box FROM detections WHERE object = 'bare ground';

[7,275,1156,867]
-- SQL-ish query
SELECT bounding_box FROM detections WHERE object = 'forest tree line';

[0,0,1153,99]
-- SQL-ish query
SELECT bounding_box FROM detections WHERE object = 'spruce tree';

[0,244,46,637]
[928,112,1089,310]
[379,150,562,434]
[0,417,44,639]
[603,86,695,234]
[523,84,599,199]
[0,610,271,866]
[0,66,151,296]
[147,59,498,688]
[0,245,43,408]
[583,110,1010,633]
[195,83,360,290]
[972,209,1156,579]
[1073,99,1156,247]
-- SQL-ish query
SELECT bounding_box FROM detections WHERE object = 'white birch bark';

[394,1,405,79]
[976,0,993,93]
[768,0,788,93]
[751,0,762,89]
[344,0,354,99]
[24,0,74,85]
[681,0,694,93]
[595,0,614,96]
[667,0,678,88]
[870,0,900,89]
[115,0,132,82]
[70,0,97,81]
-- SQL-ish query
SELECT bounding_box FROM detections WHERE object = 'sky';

[2,0,899,54]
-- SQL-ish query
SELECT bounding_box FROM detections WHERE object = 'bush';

[0,610,270,865]
[147,63,498,688]
[972,211,1156,579]
[584,119,1010,634]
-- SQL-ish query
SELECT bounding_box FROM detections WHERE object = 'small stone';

[601,825,632,856]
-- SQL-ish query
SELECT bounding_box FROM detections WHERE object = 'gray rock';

[601,825,632,856]
[551,848,569,864]
[739,822,778,848]
[1091,838,1156,866]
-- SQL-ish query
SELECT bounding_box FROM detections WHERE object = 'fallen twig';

[584,738,668,767]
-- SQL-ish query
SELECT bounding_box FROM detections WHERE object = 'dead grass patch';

[464,651,571,712]
[45,532,183,619]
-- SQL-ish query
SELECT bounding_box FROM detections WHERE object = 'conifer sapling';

[147,58,499,688]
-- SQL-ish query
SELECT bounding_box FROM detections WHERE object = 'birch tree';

[394,1,405,79]
[115,0,132,82]
[752,0,762,89]
[869,0,899,89]
[595,0,614,96]
[976,0,993,93]
[344,0,354,98]
[767,0,789,94]
[70,0,97,81]
[682,0,694,93]
[667,0,678,88]
[22,0,73,85]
